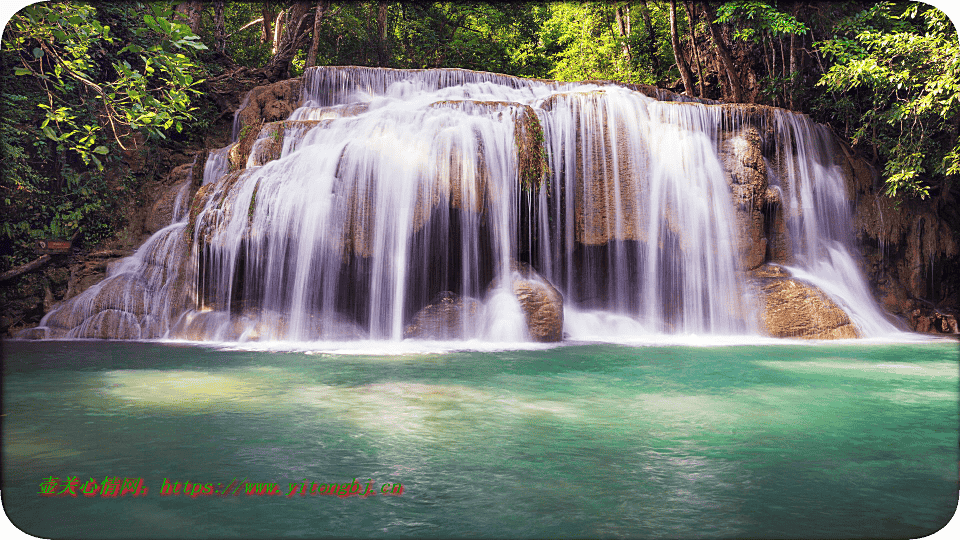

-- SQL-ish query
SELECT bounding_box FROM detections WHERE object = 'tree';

[0,1,207,272]
[6,2,206,168]
[668,0,696,94]
[714,0,809,106]
[816,1,959,198]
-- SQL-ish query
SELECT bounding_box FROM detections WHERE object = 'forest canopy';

[1,0,958,273]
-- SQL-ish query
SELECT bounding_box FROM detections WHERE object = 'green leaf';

[93,145,108,154]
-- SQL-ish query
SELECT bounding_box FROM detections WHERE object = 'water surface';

[3,339,957,538]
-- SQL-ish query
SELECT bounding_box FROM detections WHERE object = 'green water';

[2,339,957,538]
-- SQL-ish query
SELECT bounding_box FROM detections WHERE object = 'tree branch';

[0,255,52,283]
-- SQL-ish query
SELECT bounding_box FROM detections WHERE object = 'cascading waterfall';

[768,110,901,335]
[535,90,751,334]
[33,66,901,342]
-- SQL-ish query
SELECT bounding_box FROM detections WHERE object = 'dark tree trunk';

[704,3,744,102]
[638,0,660,77]
[615,3,633,65]
[0,255,51,283]
[174,1,203,34]
[262,2,275,45]
[214,1,226,53]
[669,0,696,95]
[684,1,705,97]
[263,2,315,81]
[305,1,329,68]
[376,1,389,66]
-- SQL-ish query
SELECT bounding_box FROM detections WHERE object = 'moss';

[248,180,260,225]
[229,119,264,172]
[185,182,215,246]
[514,104,548,192]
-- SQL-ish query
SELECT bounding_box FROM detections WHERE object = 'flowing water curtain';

[769,109,901,335]
[193,74,536,340]
[536,88,751,333]
[33,67,901,341]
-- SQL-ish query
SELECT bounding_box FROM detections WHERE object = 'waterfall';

[32,67,901,342]
[768,110,901,335]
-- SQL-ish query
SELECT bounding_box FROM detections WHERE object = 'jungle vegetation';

[1,1,958,276]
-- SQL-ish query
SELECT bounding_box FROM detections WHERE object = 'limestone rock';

[404,291,482,339]
[754,265,859,339]
[908,308,960,335]
[509,262,564,342]
[233,78,303,141]
[145,173,192,234]
[720,125,769,270]
[72,309,142,340]
[15,327,49,340]
[230,78,303,171]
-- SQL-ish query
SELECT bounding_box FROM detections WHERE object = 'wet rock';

[230,78,303,171]
[14,327,48,340]
[720,126,768,270]
[908,308,960,334]
[938,313,958,334]
[404,291,482,339]
[849,154,959,320]
[753,265,859,339]
[145,176,192,233]
[234,78,304,140]
[72,309,142,340]
[509,262,564,342]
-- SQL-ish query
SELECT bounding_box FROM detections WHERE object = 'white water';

[34,67,903,342]
[769,111,903,336]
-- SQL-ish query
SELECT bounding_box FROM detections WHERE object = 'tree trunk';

[789,25,806,110]
[684,1,705,97]
[174,1,203,34]
[272,9,285,55]
[0,255,51,283]
[305,1,329,68]
[638,0,660,78]
[214,1,226,53]
[262,2,275,45]
[376,0,389,66]
[263,2,315,81]
[704,3,743,102]
[615,3,633,65]
[669,0,696,95]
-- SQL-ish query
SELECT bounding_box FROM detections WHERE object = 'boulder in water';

[404,291,482,339]
[753,265,859,339]
[509,262,563,342]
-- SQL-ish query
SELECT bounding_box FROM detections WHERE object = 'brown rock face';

[145,174,192,234]
[404,291,482,339]
[754,265,859,339]
[846,146,960,331]
[719,125,769,270]
[509,262,564,342]
[233,78,303,140]
[908,308,960,335]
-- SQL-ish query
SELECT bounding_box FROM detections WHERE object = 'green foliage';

[6,2,206,169]
[539,2,673,85]
[816,2,959,198]
[0,1,204,272]
[715,0,808,42]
